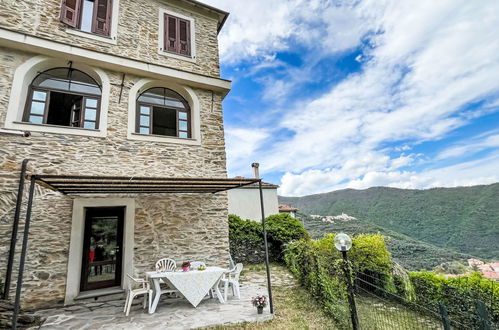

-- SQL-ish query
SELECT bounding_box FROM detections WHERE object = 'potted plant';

[251,294,267,314]
[181,261,191,272]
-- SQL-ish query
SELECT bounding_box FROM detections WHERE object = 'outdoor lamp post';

[334,233,359,330]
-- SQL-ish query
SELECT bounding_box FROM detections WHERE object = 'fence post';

[476,300,491,330]
[439,302,451,330]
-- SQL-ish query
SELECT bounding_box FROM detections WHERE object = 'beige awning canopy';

[34,175,260,195]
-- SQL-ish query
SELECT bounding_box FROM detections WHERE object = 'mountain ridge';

[279,182,499,260]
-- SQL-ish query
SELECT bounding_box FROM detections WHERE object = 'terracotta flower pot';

[257,306,263,314]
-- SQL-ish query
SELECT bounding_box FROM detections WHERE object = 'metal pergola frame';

[4,160,274,329]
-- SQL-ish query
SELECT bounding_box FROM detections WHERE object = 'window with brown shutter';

[60,0,82,28]
[60,0,113,37]
[163,13,191,57]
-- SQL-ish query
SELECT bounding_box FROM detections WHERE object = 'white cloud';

[211,0,499,195]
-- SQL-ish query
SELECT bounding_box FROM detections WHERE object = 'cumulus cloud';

[208,0,499,195]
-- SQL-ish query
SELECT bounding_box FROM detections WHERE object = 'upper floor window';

[163,14,191,57]
[136,88,190,138]
[23,68,101,130]
[60,0,113,36]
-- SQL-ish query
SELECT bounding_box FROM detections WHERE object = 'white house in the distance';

[278,205,298,218]
[227,178,279,221]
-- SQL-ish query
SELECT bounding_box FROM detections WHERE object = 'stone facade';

[0,0,222,77]
[0,0,231,309]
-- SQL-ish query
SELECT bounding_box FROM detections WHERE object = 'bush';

[409,271,499,327]
[284,233,393,328]
[228,213,309,263]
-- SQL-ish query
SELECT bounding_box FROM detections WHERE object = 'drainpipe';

[0,129,30,137]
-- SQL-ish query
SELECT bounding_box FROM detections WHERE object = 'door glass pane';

[86,214,119,285]
[179,131,188,138]
[139,127,150,134]
[140,106,151,115]
[85,109,97,121]
[29,115,43,124]
[178,112,187,120]
[33,91,47,101]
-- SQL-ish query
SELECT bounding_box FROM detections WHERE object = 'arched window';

[136,87,190,138]
[23,68,102,129]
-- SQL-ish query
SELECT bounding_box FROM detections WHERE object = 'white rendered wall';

[227,187,279,222]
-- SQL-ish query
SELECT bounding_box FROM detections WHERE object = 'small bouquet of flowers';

[181,261,191,272]
[251,294,267,314]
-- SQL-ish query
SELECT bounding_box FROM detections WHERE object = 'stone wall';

[0,0,222,77]
[0,45,230,308]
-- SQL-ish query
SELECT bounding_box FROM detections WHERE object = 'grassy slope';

[279,183,499,260]
[300,213,471,270]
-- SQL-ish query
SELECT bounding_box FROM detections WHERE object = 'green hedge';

[228,213,309,263]
[285,233,393,328]
[408,271,499,326]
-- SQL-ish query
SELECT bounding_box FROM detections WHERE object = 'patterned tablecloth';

[146,266,226,311]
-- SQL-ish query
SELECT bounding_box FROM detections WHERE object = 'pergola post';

[258,179,274,314]
[11,176,36,330]
[4,159,29,299]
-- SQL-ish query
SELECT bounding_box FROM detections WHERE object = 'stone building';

[0,0,237,309]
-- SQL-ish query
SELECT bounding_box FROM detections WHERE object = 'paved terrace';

[29,268,275,329]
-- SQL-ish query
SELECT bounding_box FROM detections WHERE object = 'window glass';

[33,91,47,101]
[178,112,187,120]
[30,101,45,115]
[80,0,94,32]
[178,120,187,131]
[85,98,98,108]
[84,121,96,129]
[85,109,97,121]
[140,115,150,126]
[139,127,150,134]
[179,131,188,138]
[29,116,43,124]
[140,106,150,115]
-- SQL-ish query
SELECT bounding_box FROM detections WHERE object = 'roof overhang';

[34,175,260,195]
[181,0,229,34]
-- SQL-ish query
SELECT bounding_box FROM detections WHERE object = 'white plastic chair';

[124,274,152,316]
[220,263,243,302]
[154,258,180,299]
[190,261,206,269]
[155,258,176,272]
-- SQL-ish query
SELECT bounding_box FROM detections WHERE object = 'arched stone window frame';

[127,79,201,145]
[4,56,110,137]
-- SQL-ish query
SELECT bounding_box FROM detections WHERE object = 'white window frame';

[65,0,120,45]
[127,79,201,145]
[158,8,197,63]
[4,56,110,137]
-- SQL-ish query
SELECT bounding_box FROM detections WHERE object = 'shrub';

[284,233,393,328]
[228,213,309,263]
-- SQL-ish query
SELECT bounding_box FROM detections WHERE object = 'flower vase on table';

[181,261,191,272]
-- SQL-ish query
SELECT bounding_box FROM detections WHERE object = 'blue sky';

[206,0,499,196]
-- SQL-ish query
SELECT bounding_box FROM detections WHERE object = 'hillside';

[279,183,499,260]
[298,213,471,270]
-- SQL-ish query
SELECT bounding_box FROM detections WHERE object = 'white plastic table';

[146,266,226,313]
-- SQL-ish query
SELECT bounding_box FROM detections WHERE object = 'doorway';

[80,206,124,291]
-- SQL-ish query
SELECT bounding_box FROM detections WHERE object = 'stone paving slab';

[31,276,273,329]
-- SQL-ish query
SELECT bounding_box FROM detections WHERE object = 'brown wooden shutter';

[92,0,113,36]
[165,14,178,52]
[60,0,82,28]
[178,19,191,56]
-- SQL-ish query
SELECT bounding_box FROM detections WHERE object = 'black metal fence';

[353,271,498,330]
